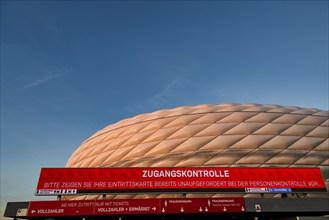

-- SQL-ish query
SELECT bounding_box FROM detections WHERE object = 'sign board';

[35,167,327,195]
[160,198,245,213]
[94,199,160,215]
[27,198,245,217]
[27,200,95,217]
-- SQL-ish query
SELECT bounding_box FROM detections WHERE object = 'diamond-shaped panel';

[66,103,329,200]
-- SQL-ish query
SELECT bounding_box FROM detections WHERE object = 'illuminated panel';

[27,198,246,217]
[35,167,326,195]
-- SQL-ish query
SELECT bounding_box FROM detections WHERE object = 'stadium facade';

[4,103,329,220]
[65,103,329,200]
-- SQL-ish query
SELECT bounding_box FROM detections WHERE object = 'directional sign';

[207,198,246,213]
[161,199,199,214]
[94,199,160,215]
[160,198,245,214]
[27,198,246,217]
[27,200,95,217]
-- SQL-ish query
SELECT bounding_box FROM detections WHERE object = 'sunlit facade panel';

[66,103,329,200]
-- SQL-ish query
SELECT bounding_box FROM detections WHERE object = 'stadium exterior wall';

[65,103,329,200]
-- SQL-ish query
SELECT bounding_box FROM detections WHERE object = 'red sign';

[27,200,95,217]
[160,198,245,214]
[161,198,201,214]
[27,198,245,217]
[208,198,246,212]
[94,199,160,215]
[35,167,326,195]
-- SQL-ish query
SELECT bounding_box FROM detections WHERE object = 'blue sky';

[1,0,328,217]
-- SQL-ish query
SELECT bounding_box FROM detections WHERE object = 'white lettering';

[141,169,229,178]
[38,209,64,214]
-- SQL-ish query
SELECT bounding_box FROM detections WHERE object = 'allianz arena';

[66,103,329,200]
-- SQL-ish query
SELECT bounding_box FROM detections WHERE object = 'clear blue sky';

[1,0,328,216]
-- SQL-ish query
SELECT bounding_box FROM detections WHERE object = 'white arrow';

[152,207,156,211]
[31,210,36,214]
[180,207,184,212]
[223,207,227,212]
[199,207,203,212]
[205,207,208,212]
[242,206,245,211]
[162,208,165,213]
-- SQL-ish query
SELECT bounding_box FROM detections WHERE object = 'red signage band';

[27,198,246,217]
[35,167,327,195]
